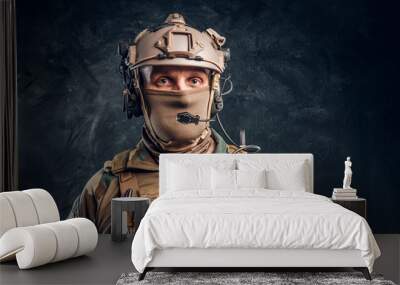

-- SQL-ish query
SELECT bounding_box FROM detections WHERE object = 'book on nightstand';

[332,188,358,200]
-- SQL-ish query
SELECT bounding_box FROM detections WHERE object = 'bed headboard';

[159,153,314,195]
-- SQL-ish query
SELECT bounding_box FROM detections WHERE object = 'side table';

[331,197,367,219]
[111,197,150,241]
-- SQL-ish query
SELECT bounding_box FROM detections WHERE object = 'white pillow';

[237,159,308,191]
[236,169,267,188]
[167,162,212,191]
[265,161,307,191]
[212,168,237,190]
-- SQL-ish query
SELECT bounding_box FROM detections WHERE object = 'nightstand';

[111,197,150,241]
[331,198,367,219]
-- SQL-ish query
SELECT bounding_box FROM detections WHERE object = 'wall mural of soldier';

[16,1,400,235]
[68,13,259,233]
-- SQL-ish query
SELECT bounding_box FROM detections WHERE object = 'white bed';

[131,154,380,280]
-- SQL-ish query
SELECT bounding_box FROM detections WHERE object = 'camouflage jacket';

[68,129,244,233]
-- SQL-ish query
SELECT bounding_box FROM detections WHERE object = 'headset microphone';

[176,112,215,125]
[177,111,261,153]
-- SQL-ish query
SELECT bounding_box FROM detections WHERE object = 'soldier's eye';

[188,77,202,86]
[156,77,171,86]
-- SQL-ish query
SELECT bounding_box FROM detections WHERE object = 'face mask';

[142,86,212,144]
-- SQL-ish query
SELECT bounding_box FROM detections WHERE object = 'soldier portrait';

[68,13,247,233]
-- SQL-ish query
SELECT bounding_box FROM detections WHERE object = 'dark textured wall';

[17,0,400,232]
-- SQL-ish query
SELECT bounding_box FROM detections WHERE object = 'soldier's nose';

[174,78,186,91]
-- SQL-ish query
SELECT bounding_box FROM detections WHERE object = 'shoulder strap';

[110,149,139,197]
[118,171,139,197]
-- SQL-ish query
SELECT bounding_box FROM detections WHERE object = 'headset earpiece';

[122,88,142,119]
[119,42,143,119]
[210,73,224,118]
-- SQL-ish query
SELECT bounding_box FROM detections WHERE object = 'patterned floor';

[117,271,396,285]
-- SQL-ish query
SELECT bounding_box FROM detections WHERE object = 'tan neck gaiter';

[140,86,216,156]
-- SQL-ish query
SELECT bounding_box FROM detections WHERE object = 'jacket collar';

[126,128,228,171]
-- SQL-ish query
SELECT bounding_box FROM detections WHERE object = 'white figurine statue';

[342,156,353,189]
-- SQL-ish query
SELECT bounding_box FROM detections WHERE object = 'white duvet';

[131,189,380,273]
